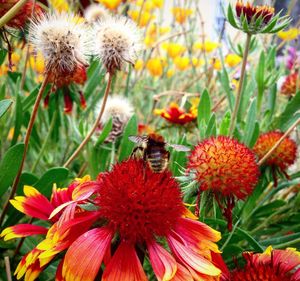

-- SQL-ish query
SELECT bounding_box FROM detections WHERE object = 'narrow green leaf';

[0,143,24,197]
[34,167,69,197]
[219,111,231,136]
[227,4,238,28]
[249,121,259,148]
[243,98,257,146]
[0,99,13,118]
[0,49,7,65]
[218,70,234,111]
[261,15,278,33]
[256,51,265,111]
[118,114,138,161]
[205,113,216,137]
[95,118,113,147]
[11,93,23,146]
[197,89,211,127]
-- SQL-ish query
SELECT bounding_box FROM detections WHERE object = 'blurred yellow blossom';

[128,10,154,27]
[193,41,219,53]
[146,57,165,76]
[159,26,171,34]
[0,65,8,76]
[136,0,154,12]
[277,28,299,41]
[192,57,205,67]
[152,0,164,8]
[134,59,144,71]
[167,68,175,78]
[190,97,200,115]
[163,42,186,59]
[49,0,69,12]
[174,57,190,71]
[11,53,21,65]
[29,53,45,74]
[172,7,192,24]
[225,54,242,68]
[97,0,122,10]
[211,58,222,70]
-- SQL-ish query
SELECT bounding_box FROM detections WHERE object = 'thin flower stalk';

[0,0,28,28]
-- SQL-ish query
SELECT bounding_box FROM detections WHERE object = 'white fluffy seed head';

[28,13,90,73]
[92,16,141,74]
[84,4,109,23]
[97,95,134,124]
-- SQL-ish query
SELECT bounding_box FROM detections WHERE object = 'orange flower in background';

[187,136,260,229]
[280,72,299,96]
[97,0,122,10]
[172,7,193,24]
[174,56,190,71]
[221,246,300,281]
[154,102,197,125]
[146,57,166,76]
[163,42,186,59]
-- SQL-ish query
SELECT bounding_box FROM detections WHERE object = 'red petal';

[1,224,47,240]
[171,263,193,281]
[147,241,177,281]
[102,242,148,281]
[63,227,113,281]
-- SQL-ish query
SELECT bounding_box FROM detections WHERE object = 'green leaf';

[243,98,257,146]
[219,111,231,136]
[11,93,23,146]
[261,232,300,246]
[261,14,279,33]
[0,49,7,65]
[95,118,113,147]
[34,167,69,197]
[197,89,211,127]
[227,4,238,28]
[118,114,138,161]
[205,113,217,137]
[0,99,13,118]
[0,143,24,197]
[256,52,265,111]
[218,70,234,111]
[249,121,259,148]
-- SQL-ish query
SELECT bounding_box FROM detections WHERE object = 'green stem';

[220,219,241,251]
[0,0,28,28]
[31,110,57,173]
[274,237,300,249]
[229,33,251,136]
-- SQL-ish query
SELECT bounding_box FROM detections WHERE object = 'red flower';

[254,131,297,171]
[221,246,300,281]
[280,73,299,97]
[154,102,197,125]
[235,1,274,24]
[62,159,222,281]
[187,136,259,230]
[0,0,43,29]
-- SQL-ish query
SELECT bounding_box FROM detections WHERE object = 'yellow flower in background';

[134,59,144,71]
[152,0,164,8]
[128,10,154,27]
[192,57,205,67]
[190,97,200,116]
[211,58,222,70]
[277,28,299,41]
[136,0,154,12]
[193,41,219,53]
[174,57,190,71]
[225,54,242,68]
[172,7,192,24]
[29,52,45,74]
[159,25,171,34]
[144,35,155,47]
[167,68,175,78]
[49,0,69,12]
[97,0,122,10]
[0,65,8,76]
[146,57,165,76]
[11,53,21,65]
[163,42,186,59]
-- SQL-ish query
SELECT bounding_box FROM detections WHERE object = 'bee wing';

[167,143,191,152]
[128,135,148,144]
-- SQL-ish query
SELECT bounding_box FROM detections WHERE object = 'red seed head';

[253,131,297,171]
[95,159,184,244]
[188,136,259,199]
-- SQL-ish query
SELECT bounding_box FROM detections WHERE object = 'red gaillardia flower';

[280,72,299,97]
[154,102,197,125]
[62,159,222,281]
[187,136,260,230]
[0,176,95,281]
[221,246,300,281]
[253,131,297,185]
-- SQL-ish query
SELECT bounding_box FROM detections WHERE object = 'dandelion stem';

[258,117,300,166]
[4,256,12,281]
[229,33,251,136]
[63,73,113,167]
[0,72,50,226]
[31,110,57,173]
[0,0,28,28]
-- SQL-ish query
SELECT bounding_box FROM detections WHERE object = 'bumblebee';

[129,133,190,173]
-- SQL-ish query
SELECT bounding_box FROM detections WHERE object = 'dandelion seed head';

[93,16,141,74]
[29,13,90,74]
[84,4,109,23]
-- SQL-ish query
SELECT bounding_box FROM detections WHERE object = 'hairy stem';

[0,73,50,226]
[229,33,251,136]
[63,73,113,167]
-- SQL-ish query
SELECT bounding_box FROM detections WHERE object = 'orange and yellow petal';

[147,241,177,281]
[171,263,194,281]
[97,0,122,10]
[1,224,47,241]
[63,227,113,281]
[102,241,148,281]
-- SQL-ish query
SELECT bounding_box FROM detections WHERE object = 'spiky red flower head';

[253,131,297,171]
[280,73,299,97]
[188,136,259,199]
[96,159,184,243]
[0,0,43,29]
[236,1,274,24]
[223,247,300,281]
